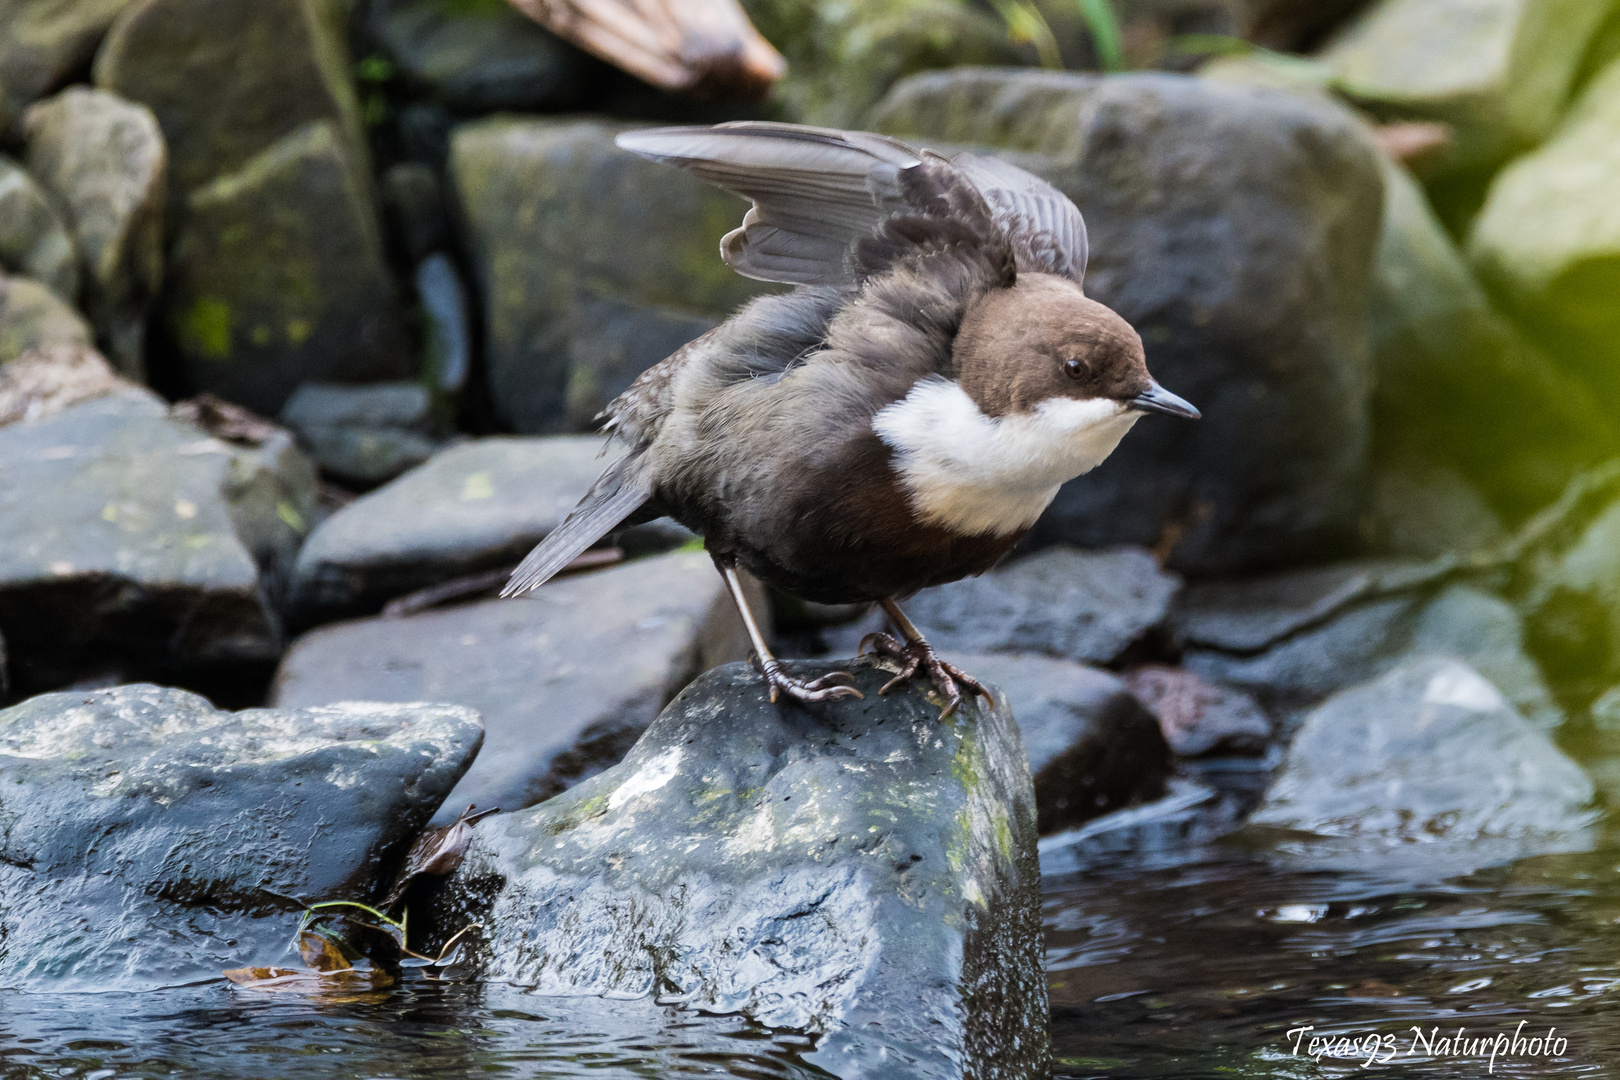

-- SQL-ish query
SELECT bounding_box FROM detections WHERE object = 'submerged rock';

[419,659,1049,1080]
[288,435,624,621]
[0,273,92,363]
[275,551,759,826]
[1468,58,1620,405]
[23,87,166,379]
[279,380,437,487]
[0,392,314,693]
[872,70,1382,577]
[0,156,78,301]
[0,683,480,991]
[448,118,766,434]
[1319,0,1610,176]
[906,547,1179,666]
[1250,657,1594,871]
[948,651,1171,834]
[162,121,407,413]
[0,0,133,132]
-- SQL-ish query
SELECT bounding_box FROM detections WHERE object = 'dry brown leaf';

[382,805,498,909]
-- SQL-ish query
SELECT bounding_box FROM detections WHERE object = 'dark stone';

[1250,657,1595,873]
[0,0,134,133]
[161,121,409,414]
[448,117,769,433]
[1179,562,1562,729]
[905,546,1180,665]
[279,380,438,487]
[947,651,1171,834]
[274,551,760,826]
[871,70,1383,577]
[287,434,623,621]
[0,155,77,301]
[367,0,600,114]
[418,659,1050,1080]
[0,392,315,693]
[380,161,447,264]
[0,684,481,990]
[1125,664,1272,756]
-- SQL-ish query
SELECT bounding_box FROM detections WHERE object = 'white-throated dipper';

[502,121,1199,714]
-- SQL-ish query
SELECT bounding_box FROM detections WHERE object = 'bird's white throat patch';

[873,376,1140,536]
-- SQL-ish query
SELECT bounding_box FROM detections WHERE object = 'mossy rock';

[163,120,407,414]
[0,273,91,363]
[1467,57,1620,409]
[0,0,135,132]
[0,156,77,301]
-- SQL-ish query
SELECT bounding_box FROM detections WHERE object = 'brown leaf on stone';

[171,391,283,446]
[382,804,499,909]
[298,929,353,973]
[504,0,785,100]
[0,343,145,427]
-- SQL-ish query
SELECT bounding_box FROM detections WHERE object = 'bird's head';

[952,273,1199,424]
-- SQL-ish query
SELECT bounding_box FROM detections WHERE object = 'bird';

[501,121,1199,715]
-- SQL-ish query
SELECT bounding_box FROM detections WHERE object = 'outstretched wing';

[615,121,1087,286]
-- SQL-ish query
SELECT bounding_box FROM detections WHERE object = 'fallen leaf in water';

[382,804,498,908]
[222,962,394,1001]
[298,929,353,972]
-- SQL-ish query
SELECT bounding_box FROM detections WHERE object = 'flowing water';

[5,745,1618,1079]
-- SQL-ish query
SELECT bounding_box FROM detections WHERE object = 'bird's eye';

[1063,358,1085,380]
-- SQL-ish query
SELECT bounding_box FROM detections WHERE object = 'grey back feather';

[615,121,1087,286]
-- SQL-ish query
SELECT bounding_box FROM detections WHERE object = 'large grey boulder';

[449,118,770,434]
[0,391,314,693]
[871,70,1383,577]
[23,87,166,379]
[288,435,626,621]
[1180,562,1562,730]
[1319,0,1612,177]
[94,0,368,202]
[1251,657,1595,872]
[947,651,1171,833]
[0,156,78,300]
[906,546,1180,665]
[0,0,134,133]
[161,121,408,414]
[275,551,760,826]
[0,272,91,363]
[367,0,600,113]
[1468,58,1620,406]
[417,659,1049,1080]
[0,683,481,991]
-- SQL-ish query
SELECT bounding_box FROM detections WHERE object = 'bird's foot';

[858,633,993,719]
[757,657,863,704]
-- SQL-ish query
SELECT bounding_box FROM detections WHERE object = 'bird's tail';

[501,452,653,597]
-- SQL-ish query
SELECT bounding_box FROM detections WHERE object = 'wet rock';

[0,273,92,363]
[1468,58,1620,406]
[280,381,437,487]
[416,252,470,394]
[419,659,1049,1079]
[94,0,368,201]
[274,551,759,826]
[872,71,1382,577]
[948,651,1171,834]
[905,546,1180,665]
[1125,665,1272,757]
[289,435,622,621]
[448,118,767,433]
[368,0,598,113]
[0,391,315,693]
[23,87,165,379]
[162,121,408,414]
[1371,157,1616,518]
[1250,657,1595,870]
[1180,564,1562,730]
[1319,0,1611,177]
[739,0,1020,127]
[0,156,78,300]
[0,342,141,427]
[0,683,480,991]
[0,0,133,132]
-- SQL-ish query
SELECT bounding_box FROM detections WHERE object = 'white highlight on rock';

[608,746,683,810]
[873,376,1140,536]
[1423,663,1506,712]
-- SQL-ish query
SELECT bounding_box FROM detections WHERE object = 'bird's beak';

[1130,381,1200,419]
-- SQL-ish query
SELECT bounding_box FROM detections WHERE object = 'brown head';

[952,273,1198,420]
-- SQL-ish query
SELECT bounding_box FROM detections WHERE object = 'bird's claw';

[758,658,863,704]
[858,632,993,719]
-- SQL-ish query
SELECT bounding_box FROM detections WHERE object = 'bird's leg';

[860,597,994,719]
[716,561,862,704]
